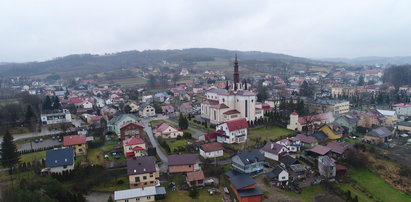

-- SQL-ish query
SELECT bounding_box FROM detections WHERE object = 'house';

[365,127,393,144]
[120,122,145,140]
[179,102,193,115]
[123,137,146,158]
[287,111,334,132]
[41,109,72,125]
[232,150,265,174]
[290,134,317,148]
[168,154,200,174]
[139,103,156,118]
[200,142,223,159]
[326,142,351,158]
[154,92,169,103]
[334,113,360,134]
[101,106,117,116]
[279,155,299,169]
[108,114,141,136]
[318,123,344,140]
[311,131,329,143]
[358,110,385,128]
[398,121,411,131]
[198,132,217,143]
[392,102,411,116]
[276,138,301,154]
[154,122,183,139]
[63,134,87,156]
[86,115,108,125]
[81,100,94,109]
[261,142,288,161]
[304,99,350,115]
[125,102,139,113]
[265,166,289,187]
[45,147,74,173]
[127,156,159,188]
[186,170,205,187]
[161,105,175,114]
[318,156,336,179]
[225,171,263,202]
[216,118,248,144]
[307,145,331,158]
[114,186,166,202]
[280,155,306,176]
[376,109,397,126]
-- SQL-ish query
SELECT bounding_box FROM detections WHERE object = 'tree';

[357,75,365,86]
[1,130,20,174]
[153,103,162,114]
[147,74,157,88]
[124,105,132,113]
[178,114,189,130]
[25,105,37,129]
[257,85,268,102]
[172,73,181,86]
[52,96,61,110]
[42,96,52,111]
[107,195,114,202]
[299,81,315,98]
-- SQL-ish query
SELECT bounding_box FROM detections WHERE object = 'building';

[114,186,166,202]
[364,127,393,144]
[304,99,349,115]
[287,111,334,132]
[186,170,205,187]
[334,113,360,134]
[139,103,156,117]
[63,134,87,156]
[398,121,411,131]
[318,123,344,140]
[392,103,411,116]
[225,171,263,202]
[120,122,145,140]
[265,166,289,187]
[376,109,398,126]
[261,142,288,161]
[161,105,175,114]
[45,147,74,173]
[168,154,200,174]
[364,69,383,83]
[199,142,223,159]
[179,102,193,115]
[154,122,183,139]
[290,134,317,149]
[123,137,146,158]
[127,156,159,188]
[359,110,385,128]
[232,150,265,174]
[108,114,141,136]
[200,56,263,125]
[215,118,248,144]
[41,109,72,125]
[318,156,336,179]
[307,145,331,158]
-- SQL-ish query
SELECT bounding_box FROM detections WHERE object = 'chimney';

[271,143,274,150]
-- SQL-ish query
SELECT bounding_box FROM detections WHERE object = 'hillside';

[318,56,411,66]
[0,48,340,77]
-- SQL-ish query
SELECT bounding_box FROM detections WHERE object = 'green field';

[282,185,327,202]
[163,188,223,202]
[166,139,190,151]
[20,151,46,163]
[87,141,119,166]
[350,169,411,202]
[248,125,295,141]
[92,175,129,192]
[337,183,374,202]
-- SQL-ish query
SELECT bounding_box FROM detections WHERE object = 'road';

[141,116,169,173]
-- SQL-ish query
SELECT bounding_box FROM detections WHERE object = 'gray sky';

[1,0,411,62]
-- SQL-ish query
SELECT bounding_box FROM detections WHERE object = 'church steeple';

[233,54,240,91]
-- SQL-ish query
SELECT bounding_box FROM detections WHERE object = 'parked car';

[34,139,40,143]
[39,138,43,142]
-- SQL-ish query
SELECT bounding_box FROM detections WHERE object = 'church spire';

[233,54,239,91]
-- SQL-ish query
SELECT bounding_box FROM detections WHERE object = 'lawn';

[166,139,191,153]
[350,169,411,202]
[248,125,295,142]
[282,185,327,202]
[163,189,223,202]
[92,176,129,192]
[337,183,374,202]
[87,141,119,166]
[20,151,46,163]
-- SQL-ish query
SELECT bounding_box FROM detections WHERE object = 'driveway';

[141,117,168,173]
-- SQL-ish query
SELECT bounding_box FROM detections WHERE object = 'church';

[200,55,264,125]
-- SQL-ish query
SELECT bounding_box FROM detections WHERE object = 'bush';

[183,132,192,139]
[189,188,199,199]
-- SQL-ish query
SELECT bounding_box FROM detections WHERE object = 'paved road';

[141,116,169,173]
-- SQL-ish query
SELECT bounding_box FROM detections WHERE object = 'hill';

[318,56,411,66]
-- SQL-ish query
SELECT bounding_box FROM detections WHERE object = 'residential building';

[127,156,159,188]
[334,113,360,134]
[114,186,166,202]
[45,147,74,173]
[261,142,288,161]
[318,156,336,179]
[232,150,265,174]
[318,123,344,140]
[376,109,398,126]
[225,171,263,202]
[215,118,248,144]
[120,122,145,140]
[154,122,183,139]
[123,137,146,158]
[307,145,331,158]
[139,103,156,117]
[290,134,317,148]
[186,170,205,187]
[63,134,87,156]
[168,154,200,174]
[108,114,141,136]
[304,99,349,115]
[41,109,72,125]
[161,105,175,114]
[364,127,393,144]
[265,166,289,187]
[287,111,334,132]
[358,110,385,128]
[199,142,223,159]
[392,103,411,116]
[364,69,383,83]
[398,121,411,131]
[179,102,193,115]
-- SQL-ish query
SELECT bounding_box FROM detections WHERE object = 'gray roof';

[127,156,156,175]
[308,99,347,105]
[279,155,298,167]
[235,149,265,165]
[46,147,74,168]
[238,187,263,197]
[168,154,197,166]
[225,171,255,190]
[108,114,140,125]
[398,121,411,127]
[366,127,392,138]
[114,186,165,201]
[266,166,286,179]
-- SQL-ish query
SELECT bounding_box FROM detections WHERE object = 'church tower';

[233,54,240,91]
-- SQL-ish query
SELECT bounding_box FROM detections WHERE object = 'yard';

[86,141,120,166]
[92,175,129,192]
[162,189,223,202]
[248,125,295,142]
[349,169,411,202]
[20,150,46,163]
[166,139,190,151]
[337,183,374,202]
[281,185,327,202]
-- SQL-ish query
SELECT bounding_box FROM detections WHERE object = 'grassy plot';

[20,151,46,163]
[248,125,295,141]
[86,142,119,166]
[282,185,327,202]
[337,183,374,202]
[163,189,223,202]
[350,169,411,202]
[92,175,129,192]
[166,139,190,151]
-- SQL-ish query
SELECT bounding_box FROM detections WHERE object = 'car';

[58,138,62,142]
[34,139,40,143]
[39,138,43,142]
[52,136,56,140]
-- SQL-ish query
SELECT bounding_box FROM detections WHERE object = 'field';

[248,125,295,141]
[282,185,327,202]
[20,151,46,163]
[86,141,119,166]
[92,175,129,192]
[337,183,374,202]
[350,169,411,202]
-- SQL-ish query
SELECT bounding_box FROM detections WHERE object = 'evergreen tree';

[257,85,268,102]
[178,114,184,129]
[1,130,20,173]
[42,96,51,111]
[124,105,132,113]
[357,75,365,86]
[53,96,61,109]
[25,105,37,129]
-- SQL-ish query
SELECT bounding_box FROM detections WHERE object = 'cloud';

[0,0,410,62]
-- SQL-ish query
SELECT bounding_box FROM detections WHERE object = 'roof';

[318,156,335,166]
[366,127,392,138]
[377,109,396,116]
[280,155,298,167]
[398,121,411,127]
[186,170,205,181]
[156,122,177,133]
[123,137,145,146]
[108,114,140,125]
[168,154,197,166]
[308,145,331,155]
[238,187,263,197]
[290,111,298,116]
[225,118,248,131]
[46,147,74,168]
[292,134,315,144]
[114,186,165,201]
[120,121,144,129]
[393,102,411,107]
[326,142,351,154]
[127,156,156,175]
[201,142,223,152]
[63,134,86,146]
[225,171,256,190]
[202,132,217,141]
[266,166,287,179]
[223,109,241,115]
[210,103,229,109]
[235,149,265,165]
[261,142,285,154]
[298,112,332,125]
[312,131,328,140]
[180,102,192,109]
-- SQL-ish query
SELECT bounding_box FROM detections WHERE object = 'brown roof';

[308,145,331,155]
[223,109,241,115]
[127,156,156,175]
[201,142,223,152]
[226,118,248,131]
[186,170,205,182]
[168,154,197,166]
[63,134,86,146]
[211,103,229,109]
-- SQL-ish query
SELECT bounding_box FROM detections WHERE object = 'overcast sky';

[1,0,411,62]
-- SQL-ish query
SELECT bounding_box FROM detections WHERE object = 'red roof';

[298,112,330,125]
[223,109,240,115]
[69,97,84,104]
[63,134,86,146]
[364,69,383,74]
[126,151,135,157]
[211,103,229,109]
[123,137,145,146]
[90,115,108,121]
[203,132,217,141]
[201,142,223,152]
[292,134,315,144]
[225,118,248,131]
[186,170,205,182]
[133,146,144,151]
[120,121,144,129]
[290,111,298,116]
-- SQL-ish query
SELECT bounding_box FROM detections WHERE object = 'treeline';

[383,65,411,89]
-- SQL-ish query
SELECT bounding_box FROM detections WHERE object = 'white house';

[41,109,72,125]
[139,103,156,117]
[81,100,94,109]
[261,142,288,161]
[199,142,223,159]
[154,122,183,139]
[265,166,289,186]
[114,186,166,202]
[215,118,248,144]
[392,103,411,116]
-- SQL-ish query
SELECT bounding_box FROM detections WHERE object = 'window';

[144,182,147,185]
[135,177,140,182]
[63,165,67,169]
[143,176,147,180]
[125,199,129,202]
[245,100,248,117]
[282,176,286,179]
[150,174,153,177]
[147,196,151,199]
